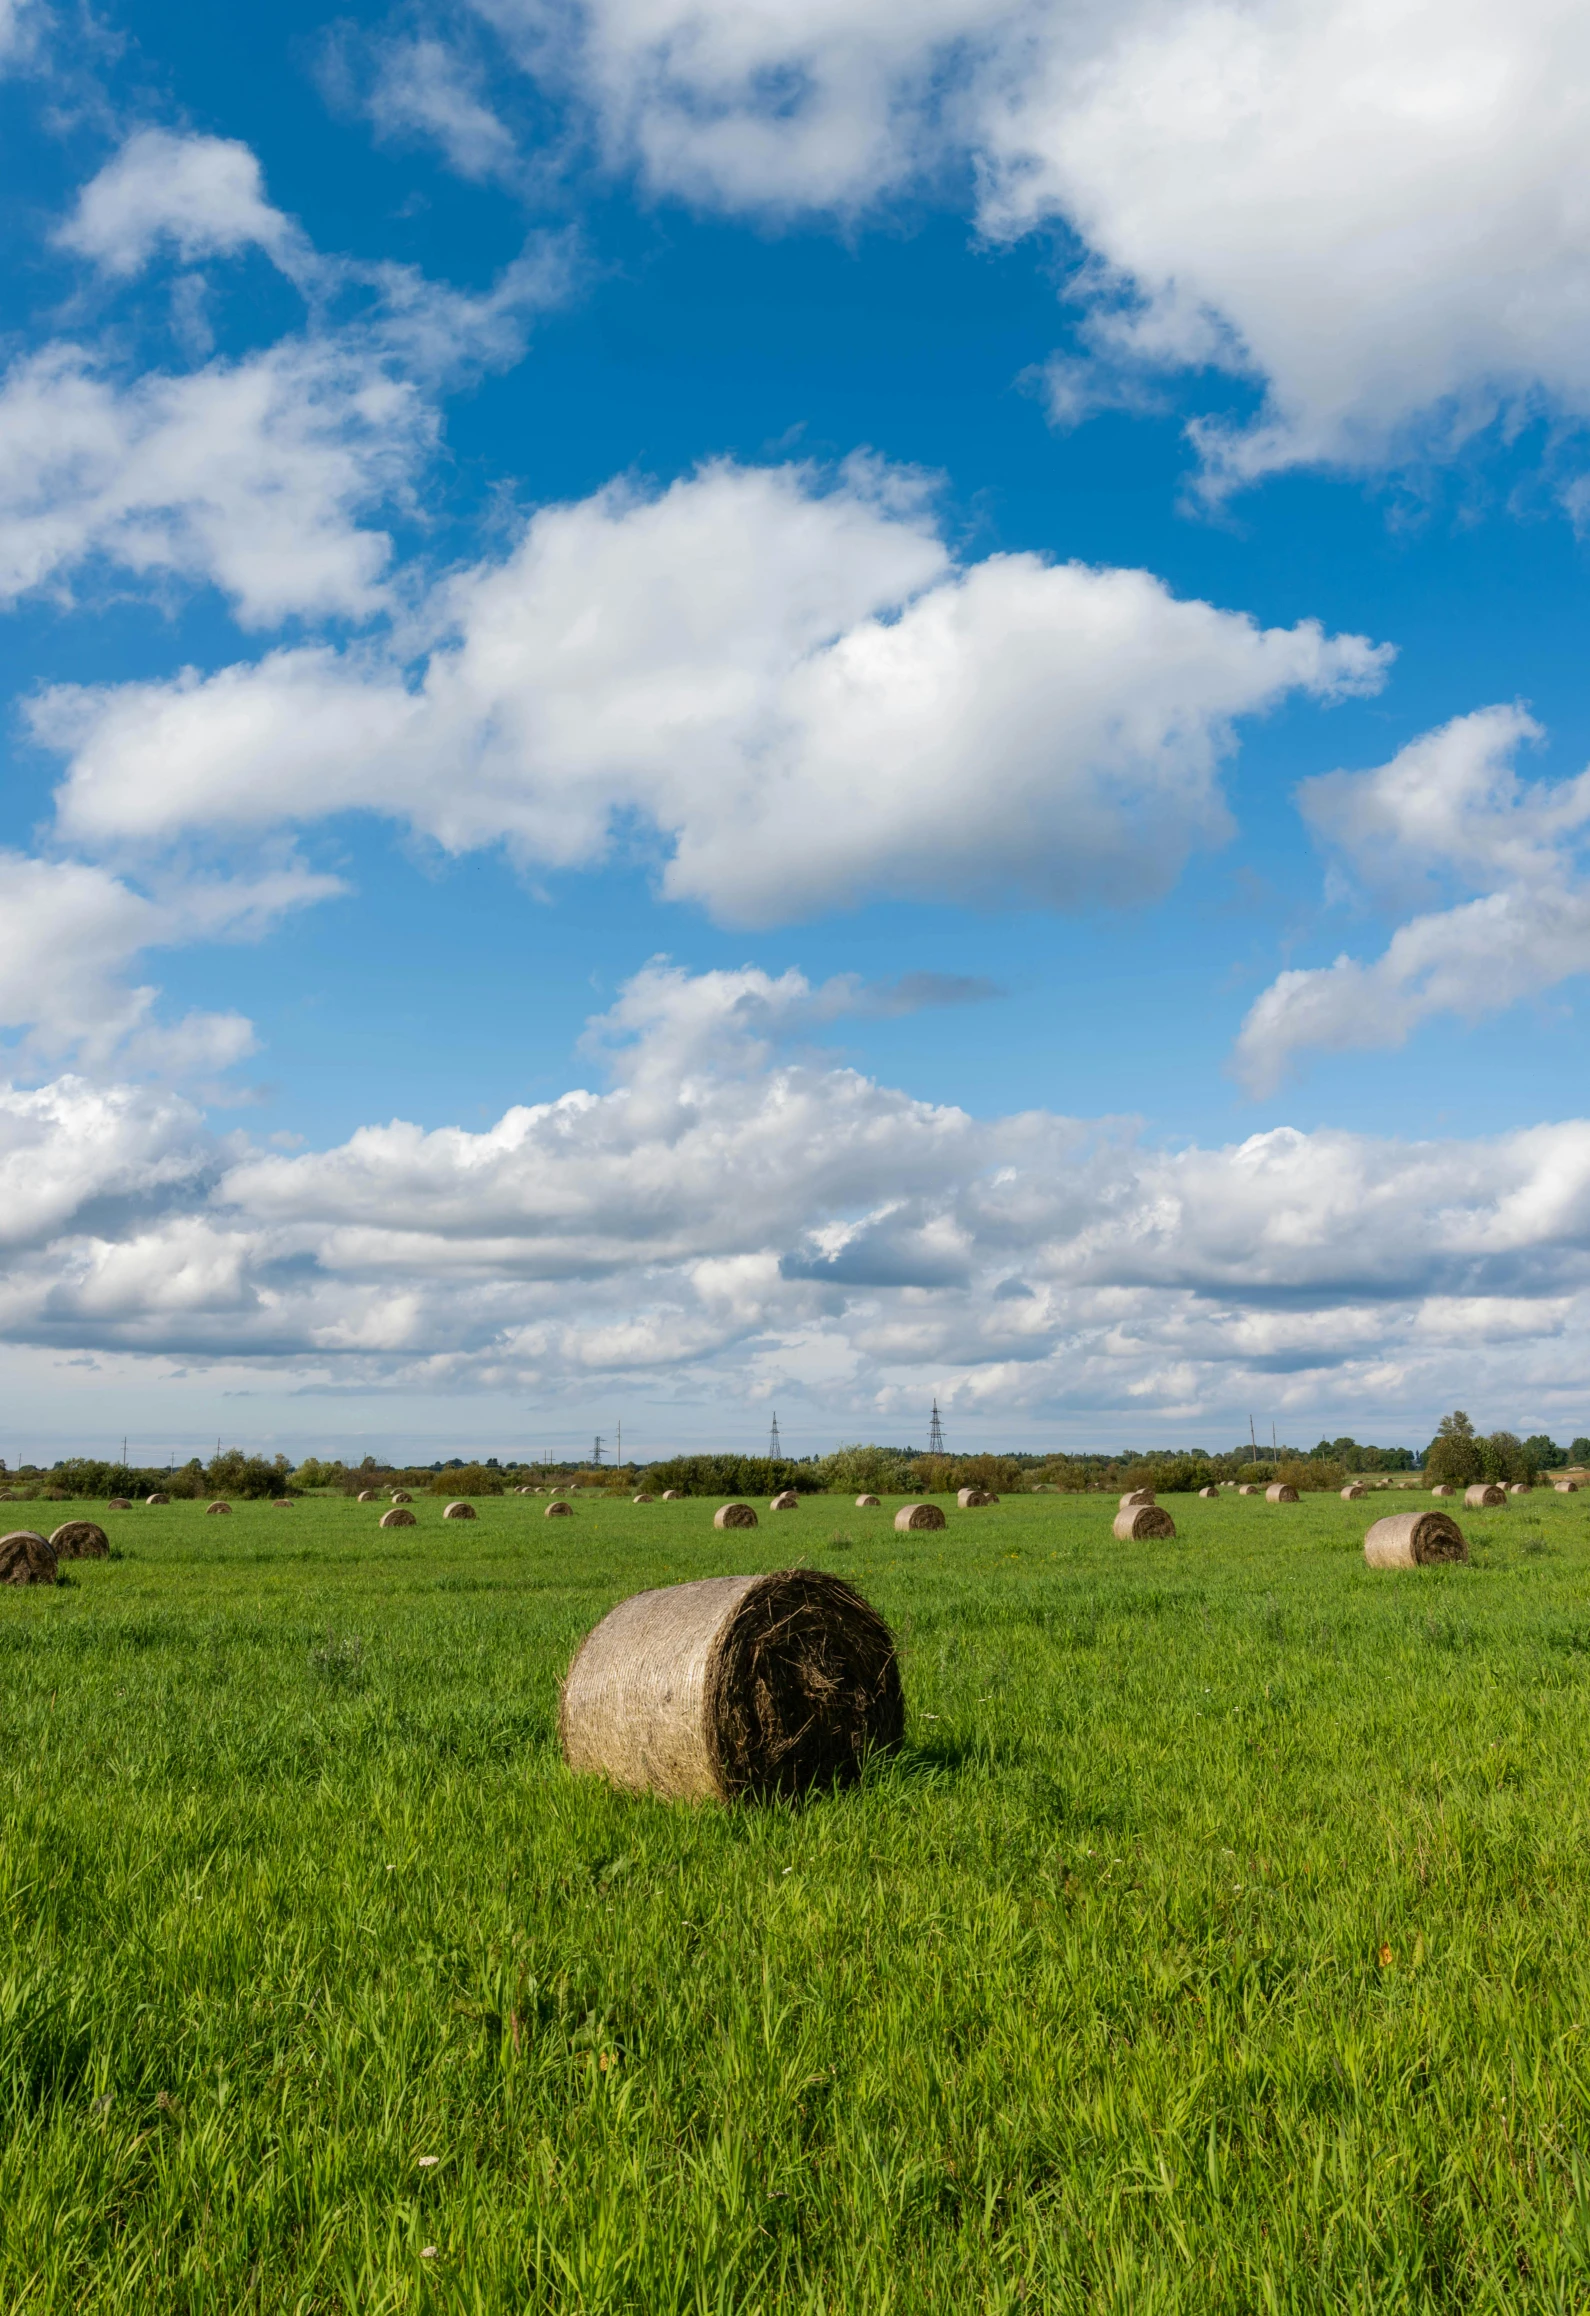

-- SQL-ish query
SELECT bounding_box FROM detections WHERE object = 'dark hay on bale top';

[380,1506,416,1528]
[957,1488,997,1508]
[1198,1485,1220,1499]
[1120,1488,1155,1509]
[559,1568,902,1804]
[0,1531,56,1585]
[357,1490,379,1503]
[206,1501,231,1515]
[1465,1483,1506,1509]
[443,1500,476,1520]
[107,1498,131,1511]
[145,1493,169,1506]
[715,1502,758,1530]
[1340,1484,1366,1500]
[855,1494,880,1507]
[1113,1504,1176,1542]
[770,1491,800,1511]
[1266,1484,1300,1504]
[1556,1480,1579,1494]
[894,1502,945,1532]
[49,1520,108,1559]
[632,1493,655,1504]
[1364,1510,1468,1569]
[546,1500,574,1518]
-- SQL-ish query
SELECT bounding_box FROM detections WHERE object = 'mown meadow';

[2,1484,1590,2312]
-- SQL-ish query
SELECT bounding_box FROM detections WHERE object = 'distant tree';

[1425,1412,1482,1486]
[206,1448,292,1499]
[1478,1430,1527,1484]
[1570,1437,1590,1466]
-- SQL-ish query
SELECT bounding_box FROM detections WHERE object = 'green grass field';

[3,1484,1590,2312]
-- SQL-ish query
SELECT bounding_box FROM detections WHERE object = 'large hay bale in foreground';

[1266,1484,1299,1504]
[1120,1488,1155,1509]
[1113,1504,1176,1541]
[715,1502,758,1530]
[1465,1483,1506,1509]
[895,1502,945,1532]
[206,1501,231,1516]
[855,1494,880,1507]
[49,1520,108,1559]
[958,1488,996,1508]
[145,1493,169,1506]
[1198,1486,1220,1500]
[770,1491,800,1512]
[0,1531,56,1585]
[1340,1484,1366,1500]
[559,1569,902,1803]
[380,1507,415,1528]
[443,1500,476,1521]
[1364,1510,1467,1568]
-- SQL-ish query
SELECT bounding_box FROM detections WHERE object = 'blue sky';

[3,0,1590,1464]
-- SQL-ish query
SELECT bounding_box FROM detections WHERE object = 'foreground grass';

[2,1486,1590,2311]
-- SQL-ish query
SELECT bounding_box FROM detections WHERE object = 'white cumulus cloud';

[55,128,310,280]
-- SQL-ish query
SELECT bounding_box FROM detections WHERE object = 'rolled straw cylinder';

[661,1490,682,1501]
[1265,1484,1299,1504]
[49,1520,108,1559]
[1198,1486,1220,1499]
[632,1493,655,1504]
[390,1491,413,1504]
[145,1493,169,1506]
[715,1502,758,1530]
[855,1494,880,1507]
[770,1491,800,1512]
[443,1501,476,1520]
[1429,1484,1455,1497]
[1340,1484,1365,1500]
[1237,1484,1260,1496]
[380,1507,415,1528]
[1114,1504,1175,1541]
[559,1569,902,1803]
[957,1488,996,1508]
[107,1498,131,1510]
[546,1500,574,1518]
[1556,1480,1579,1493]
[895,1502,945,1532]
[0,1531,56,1584]
[206,1501,231,1515]
[1119,1489,1156,1509]
[357,1490,380,1502]
[1364,1510,1467,1568]
[1464,1483,1506,1509]
[1508,1482,1530,1495]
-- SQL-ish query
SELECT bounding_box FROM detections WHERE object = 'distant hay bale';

[770,1490,800,1511]
[49,1520,108,1559]
[894,1502,945,1532]
[1340,1484,1366,1500]
[380,1507,416,1528]
[390,1491,412,1504]
[271,1499,294,1509]
[1430,1484,1455,1497]
[1237,1484,1260,1496]
[107,1498,131,1511]
[957,1488,997,1508]
[357,1490,380,1503]
[546,1500,574,1518]
[1198,1485,1220,1499]
[1556,1480,1579,1494]
[206,1501,231,1516]
[1464,1483,1506,1509]
[715,1502,759,1530]
[1508,1482,1530,1495]
[145,1493,169,1506]
[1364,1510,1468,1569]
[632,1493,655,1504]
[661,1489,681,1500]
[855,1494,880,1507]
[1120,1488,1155,1509]
[1265,1484,1299,1504]
[0,1531,56,1585]
[559,1568,902,1803]
[443,1501,476,1520]
[1114,1505,1176,1541]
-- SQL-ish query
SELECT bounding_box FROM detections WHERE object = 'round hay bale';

[1464,1482,1507,1509]
[770,1490,800,1511]
[1119,1488,1155,1509]
[894,1502,945,1532]
[145,1493,169,1507]
[1198,1485,1221,1499]
[0,1531,56,1585]
[957,1487,996,1508]
[855,1494,880,1507]
[107,1498,131,1510]
[546,1500,574,1518]
[1508,1482,1531,1494]
[1237,1484,1260,1496]
[1340,1484,1366,1500]
[1364,1510,1468,1568]
[270,1499,293,1509]
[380,1506,416,1528]
[661,1489,681,1501]
[443,1500,476,1520]
[559,1568,902,1803]
[390,1490,412,1505]
[1430,1483,1455,1497]
[1265,1484,1300,1504]
[632,1493,655,1504]
[715,1502,758,1530]
[1113,1504,1176,1541]
[205,1500,231,1515]
[49,1520,108,1559]
[357,1489,379,1503]
[1556,1479,1579,1494]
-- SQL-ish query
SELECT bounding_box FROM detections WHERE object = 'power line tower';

[768,1411,782,1459]
[928,1398,945,1454]
[592,1434,603,1466]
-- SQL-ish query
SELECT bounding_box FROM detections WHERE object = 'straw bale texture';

[1509,1482,1530,1494]
[770,1491,800,1511]
[0,1531,56,1585]
[632,1493,655,1504]
[1364,1510,1468,1568]
[145,1493,169,1506]
[1114,1505,1176,1541]
[1265,1484,1299,1504]
[559,1568,902,1803]
[390,1490,412,1504]
[1120,1488,1156,1509]
[546,1501,574,1518]
[895,1502,946,1532]
[443,1501,476,1520]
[107,1498,131,1511]
[49,1520,108,1559]
[855,1494,880,1507]
[661,1490,682,1500]
[1465,1483,1507,1509]
[1340,1484,1365,1500]
[380,1507,415,1528]
[715,1502,759,1530]
[1556,1480,1579,1493]
[357,1490,379,1502]
[1430,1484,1455,1497]
[1198,1486,1220,1499]
[957,1488,996,1508]
[271,1499,293,1509]
[206,1501,231,1515]
[1237,1484,1260,1496]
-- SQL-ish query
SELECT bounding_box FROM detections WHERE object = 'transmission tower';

[768,1411,782,1459]
[592,1434,603,1466]
[928,1398,945,1454]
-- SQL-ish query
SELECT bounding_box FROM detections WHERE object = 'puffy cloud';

[1234,708,1590,1092]
[5,963,1590,1435]
[469,0,1590,490]
[323,31,522,185]
[37,457,1387,919]
[55,129,308,280]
